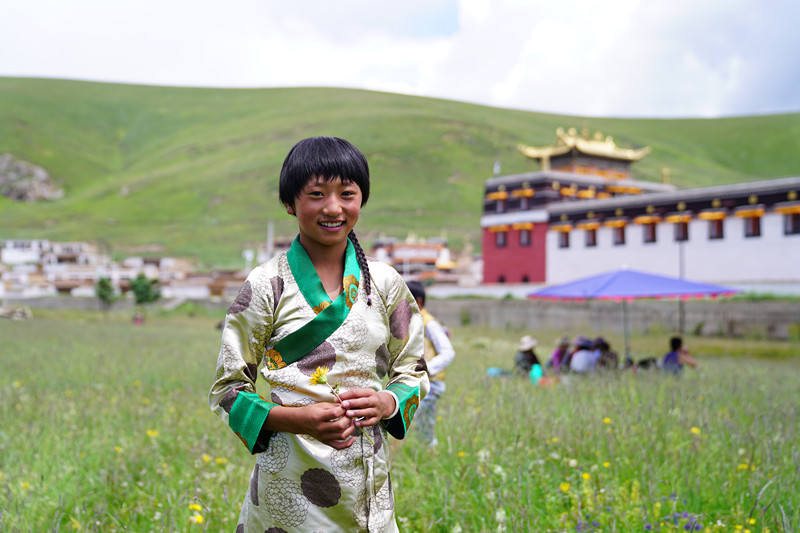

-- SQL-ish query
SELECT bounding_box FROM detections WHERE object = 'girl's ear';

[285,204,295,215]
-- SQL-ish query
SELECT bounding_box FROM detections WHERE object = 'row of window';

[493,213,800,248]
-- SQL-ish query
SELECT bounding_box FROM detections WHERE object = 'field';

[2,309,799,532]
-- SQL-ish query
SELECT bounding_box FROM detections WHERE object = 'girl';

[209,136,429,532]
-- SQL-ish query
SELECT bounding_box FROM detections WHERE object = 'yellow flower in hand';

[309,366,330,386]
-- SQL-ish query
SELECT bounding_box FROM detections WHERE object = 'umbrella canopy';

[528,268,739,302]
[528,269,739,360]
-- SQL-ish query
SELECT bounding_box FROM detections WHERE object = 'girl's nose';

[322,196,343,215]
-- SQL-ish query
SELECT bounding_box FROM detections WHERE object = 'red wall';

[482,223,547,283]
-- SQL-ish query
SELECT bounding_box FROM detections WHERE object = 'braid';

[348,230,372,306]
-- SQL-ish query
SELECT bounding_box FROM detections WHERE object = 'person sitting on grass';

[661,336,698,375]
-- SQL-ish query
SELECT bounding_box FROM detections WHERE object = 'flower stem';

[327,384,375,445]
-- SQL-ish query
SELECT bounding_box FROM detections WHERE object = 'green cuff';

[228,391,277,453]
[382,383,420,440]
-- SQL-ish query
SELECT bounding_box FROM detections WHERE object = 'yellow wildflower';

[20,481,31,490]
[188,503,202,511]
[189,513,204,524]
[202,454,212,463]
[551,437,559,443]
[603,461,611,468]
[690,426,701,435]
[13,380,22,388]
[133,380,142,387]
[309,366,330,386]
[457,451,466,458]
[738,463,750,471]
[146,429,159,438]
[603,417,612,424]
[582,472,591,480]
[215,457,228,464]
[748,518,756,525]
[559,482,570,493]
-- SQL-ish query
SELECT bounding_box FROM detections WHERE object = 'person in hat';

[568,334,596,373]
[514,335,542,377]
[548,335,570,373]
[406,280,455,448]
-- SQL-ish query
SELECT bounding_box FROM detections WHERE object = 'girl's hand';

[337,389,396,428]
[293,402,356,449]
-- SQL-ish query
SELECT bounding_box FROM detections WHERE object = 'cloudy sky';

[2,0,798,118]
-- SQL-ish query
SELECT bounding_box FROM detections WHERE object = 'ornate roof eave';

[518,127,652,163]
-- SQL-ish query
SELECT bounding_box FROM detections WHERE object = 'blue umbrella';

[528,268,739,359]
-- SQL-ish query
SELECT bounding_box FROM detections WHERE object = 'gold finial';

[552,181,560,190]
[748,195,758,205]
[588,211,595,219]
[712,199,721,208]
[646,205,655,214]
[789,191,798,201]
[661,168,671,184]
[677,201,686,211]
[560,214,568,221]
[498,184,506,191]
[615,208,624,216]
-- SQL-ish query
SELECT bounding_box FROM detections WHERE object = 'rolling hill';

[2,77,800,268]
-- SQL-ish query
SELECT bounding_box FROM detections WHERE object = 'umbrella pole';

[623,299,631,362]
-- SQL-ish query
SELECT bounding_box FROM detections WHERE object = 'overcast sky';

[1,0,798,118]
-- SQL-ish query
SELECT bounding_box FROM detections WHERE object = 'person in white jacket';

[406,281,456,447]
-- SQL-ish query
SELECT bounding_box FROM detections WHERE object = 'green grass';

[2,312,799,532]
[2,78,800,267]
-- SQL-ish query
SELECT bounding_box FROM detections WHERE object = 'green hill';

[2,77,800,268]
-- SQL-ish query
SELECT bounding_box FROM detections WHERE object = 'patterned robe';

[210,249,429,533]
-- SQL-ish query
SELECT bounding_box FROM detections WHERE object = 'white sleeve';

[424,319,455,376]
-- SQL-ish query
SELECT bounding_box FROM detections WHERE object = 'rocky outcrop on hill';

[0,153,64,202]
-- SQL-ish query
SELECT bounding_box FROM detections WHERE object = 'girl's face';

[289,176,362,254]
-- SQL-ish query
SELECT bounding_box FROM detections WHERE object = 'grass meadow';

[1,309,799,532]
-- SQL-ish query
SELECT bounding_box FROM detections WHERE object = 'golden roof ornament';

[517,127,651,170]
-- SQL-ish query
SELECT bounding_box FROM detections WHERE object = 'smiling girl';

[210,136,429,532]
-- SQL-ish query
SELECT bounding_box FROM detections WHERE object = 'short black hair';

[670,336,683,351]
[406,280,426,306]
[278,136,370,209]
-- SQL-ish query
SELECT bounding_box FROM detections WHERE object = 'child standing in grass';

[209,136,429,532]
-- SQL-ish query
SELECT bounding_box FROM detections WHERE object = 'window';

[496,231,507,247]
[785,213,800,235]
[643,223,657,243]
[559,231,570,249]
[674,222,689,242]
[614,226,626,246]
[519,229,531,246]
[498,275,506,283]
[709,219,724,240]
[744,216,761,238]
[585,228,597,247]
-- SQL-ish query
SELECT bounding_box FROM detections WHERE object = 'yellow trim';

[486,191,508,201]
[577,190,596,199]
[775,204,800,215]
[664,213,692,223]
[511,188,535,198]
[633,215,662,225]
[488,225,509,232]
[596,192,612,199]
[733,207,765,218]
[512,222,534,230]
[698,210,727,221]
[551,224,573,233]
[560,187,576,196]
[603,218,628,228]
[576,221,600,230]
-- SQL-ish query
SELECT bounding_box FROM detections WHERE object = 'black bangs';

[278,136,370,207]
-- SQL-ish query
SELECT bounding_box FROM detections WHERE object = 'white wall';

[546,213,800,284]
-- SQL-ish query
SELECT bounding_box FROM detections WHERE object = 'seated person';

[662,336,698,375]
[568,335,596,373]
[548,335,570,373]
[514,335,541,376]
[594,337,619,371]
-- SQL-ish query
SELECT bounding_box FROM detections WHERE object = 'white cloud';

[0,0,798,117]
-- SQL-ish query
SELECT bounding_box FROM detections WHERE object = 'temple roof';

[518,127,652,163]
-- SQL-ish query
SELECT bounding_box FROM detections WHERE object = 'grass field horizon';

[2,309,799,532]
[2,77,800,268]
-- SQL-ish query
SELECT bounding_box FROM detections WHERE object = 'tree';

[95,277,117,313]
[130,274,161,308]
